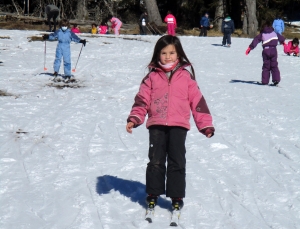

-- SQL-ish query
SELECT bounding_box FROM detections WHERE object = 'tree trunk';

[244,0,258,37]
[242,13,248,34]
[215,0,225,31]
[144,0,162,25]
[76,0,88,20]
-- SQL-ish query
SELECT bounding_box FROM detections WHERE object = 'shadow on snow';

[96,175,171,210]
[230,79,259,85]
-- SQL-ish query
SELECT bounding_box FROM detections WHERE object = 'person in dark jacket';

[45,5,59,32]
[139,12,149,35]
[245,21,285,86]
[221,15,235,47]
[199,13,210,37]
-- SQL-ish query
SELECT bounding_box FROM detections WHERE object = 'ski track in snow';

[0,30,300,229]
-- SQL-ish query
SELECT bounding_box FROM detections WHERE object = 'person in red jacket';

[126,35,214,214]
[164,11,177,36]
[284,38,299,56]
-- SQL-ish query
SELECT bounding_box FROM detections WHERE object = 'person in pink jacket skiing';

[108,15,122,35]
[126,35,214,216]
[164,11,177,36]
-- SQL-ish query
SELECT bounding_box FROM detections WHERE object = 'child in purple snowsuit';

[245,21,285,86]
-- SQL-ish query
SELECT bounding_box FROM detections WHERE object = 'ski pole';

[72,43,84,72]
[146,25,153,35]
[44,40,47,71]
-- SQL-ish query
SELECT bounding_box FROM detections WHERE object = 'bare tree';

[243,0,258,37]
[144,0,162,25]
[11,0,23,16]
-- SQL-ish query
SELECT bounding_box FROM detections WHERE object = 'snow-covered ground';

[0,30,300,229]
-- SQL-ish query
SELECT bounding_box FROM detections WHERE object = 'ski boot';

[63,76,71,83]
[273,81,279,86]
[170,198,183,226]
[145,194,158,223]
[52,72,60,82]
[171,198,184,210]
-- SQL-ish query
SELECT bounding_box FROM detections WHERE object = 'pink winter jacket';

[127,65,214,134]
[71,28,80,34]
[110,17,122,29]
[164,14,177,28]
[284,41,299,55]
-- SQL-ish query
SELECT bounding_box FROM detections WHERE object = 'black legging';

[47,10,59,31]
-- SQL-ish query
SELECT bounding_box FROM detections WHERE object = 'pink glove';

[245,47,251,55]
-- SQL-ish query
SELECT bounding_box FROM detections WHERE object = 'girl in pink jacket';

[284,38,299,56]
[71,24,80,34]
[108,15,122,35]
[164,11,177,36]
[126,35,214,215]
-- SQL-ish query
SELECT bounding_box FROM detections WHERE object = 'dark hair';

[100,21,107,26]
[72,24,77,28]
[292,38,299,45]
[107,14,113,20]
[260,20,272,32]
[148,35,195,79]
[92,23,97,27]
[60,19,69,27]
[167,10,172,14]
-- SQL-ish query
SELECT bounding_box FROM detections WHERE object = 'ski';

[145,207,155,223]
[170,209,181,226]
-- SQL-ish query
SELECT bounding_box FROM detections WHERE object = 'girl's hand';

[206,133,213,138]
[126,122,135,134]
[203,128,214,138]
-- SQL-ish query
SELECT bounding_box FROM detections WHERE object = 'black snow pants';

[222,29,232,45]
[140,25,147,35]
[146,125,187,198]
[199,26,208,37]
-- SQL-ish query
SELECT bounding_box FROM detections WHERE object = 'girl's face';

[159,44,178,64]
[293,43,298,47]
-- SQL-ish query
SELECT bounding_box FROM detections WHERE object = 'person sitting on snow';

[71,24,80,34]
[42,19,86,81]
[284,38,299,56]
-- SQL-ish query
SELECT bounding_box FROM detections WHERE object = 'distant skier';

[221,15,235,47]
[272,15,284,35]
[126,35,215,220]
[108,15,122,35]
[45,4,59,32]
[42,19,86,80]
[199,13,210,37]
[245,21,285,86]
[284,38,299,56]
[139,11,149,35]
[164,11,177,36]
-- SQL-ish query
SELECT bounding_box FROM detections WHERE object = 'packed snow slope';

[0,30,300,229]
